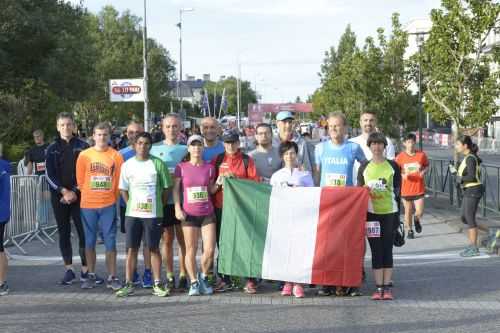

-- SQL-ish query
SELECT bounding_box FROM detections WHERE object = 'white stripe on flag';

[261,186,322,284]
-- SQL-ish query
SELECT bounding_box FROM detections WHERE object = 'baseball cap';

[276,111,295,121]
[187,134,204,145]
[221,129,240,142]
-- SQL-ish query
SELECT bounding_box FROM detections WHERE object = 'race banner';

[109,79,145,102]
[247,103,314,125]
[218,179,369,287]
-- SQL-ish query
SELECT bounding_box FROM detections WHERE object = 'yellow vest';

[457,154,481,188]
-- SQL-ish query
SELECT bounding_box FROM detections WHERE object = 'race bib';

[35,162,46,172]
[405,162,420,174]
[90,175,112,191]
[367,179,387,191]
[366,221,381,238]
[325,173,347,187]
[187,186,209,204]
[133,197,154,214]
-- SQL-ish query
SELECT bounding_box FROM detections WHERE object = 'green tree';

[421,0,500,134]
[203,77,257,118]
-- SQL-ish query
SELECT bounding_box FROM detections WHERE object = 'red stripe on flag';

[311,187,369,287]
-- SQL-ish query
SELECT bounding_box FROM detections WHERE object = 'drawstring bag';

[394,220,405,247]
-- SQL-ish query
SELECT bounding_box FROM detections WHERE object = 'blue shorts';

[81,204,117,251]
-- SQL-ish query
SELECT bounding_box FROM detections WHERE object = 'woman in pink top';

[174,135,219,296]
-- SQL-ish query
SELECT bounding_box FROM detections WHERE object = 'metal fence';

[425,158,500,218]
[3,175,57,254]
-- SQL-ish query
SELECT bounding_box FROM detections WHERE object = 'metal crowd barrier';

[4,175,57,254]
[425,158,500,218]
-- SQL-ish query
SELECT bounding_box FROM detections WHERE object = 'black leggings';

[50,193,87,266]
[0,222,5,252]
[461,186,483,228]
[367,213,395,270]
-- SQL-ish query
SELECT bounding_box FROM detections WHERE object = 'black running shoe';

[317,286,333,296]
[414,216,422,233]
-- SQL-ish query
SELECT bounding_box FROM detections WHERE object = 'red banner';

[248,103,314,125]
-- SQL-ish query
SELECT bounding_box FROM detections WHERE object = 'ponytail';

[457,135,482,164]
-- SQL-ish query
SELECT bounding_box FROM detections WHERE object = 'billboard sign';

[109,79,145,102]
[247,103,313,125]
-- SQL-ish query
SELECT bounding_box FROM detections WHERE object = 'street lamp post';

[177,7,194,120]
[142,0,149,131]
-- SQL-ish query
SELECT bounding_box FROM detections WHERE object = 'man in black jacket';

[46,112,96,286]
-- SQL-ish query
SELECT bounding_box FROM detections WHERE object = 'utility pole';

[142,0,149,131]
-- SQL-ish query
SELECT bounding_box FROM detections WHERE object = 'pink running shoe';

[293,284,305,298]
[281,282,293,296]
[371,288,383,301]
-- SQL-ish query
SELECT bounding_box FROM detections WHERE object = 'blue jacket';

[45,136,89,194]
[0,158,11,223]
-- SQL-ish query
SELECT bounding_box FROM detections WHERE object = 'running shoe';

[281,282,293,296]
[142,269,153,289]
[132,270,141,286]
[188,281,201,296]
[166,276,175,291]
[0,283,9,296]
[60,269,76,285]
[152,283,170,297]
[214,279,228,292]
[81,276,95,289]
[198,273,214,295]
[178,275,188,290]
[107,276,122,291]
[460,246,480,257]
[414,216,422,233]
[383,288,394,300]
[407,230,415,239]
[116,283,135,297]
[92,273,105,285]
[346,287,363,297]
[244,280,257,294]
[292,284,305,298]
[317,286,332,296]
[335,286,347,297]
[371,288,384,301]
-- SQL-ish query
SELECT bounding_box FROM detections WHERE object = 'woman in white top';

[270,141,314,298]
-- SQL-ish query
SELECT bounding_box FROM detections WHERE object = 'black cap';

[221,129,240,142]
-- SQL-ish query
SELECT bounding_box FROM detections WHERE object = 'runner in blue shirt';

[314,112,366,297]
[200,117,224,162]
[150,113,189,290]
[0,143,11,296]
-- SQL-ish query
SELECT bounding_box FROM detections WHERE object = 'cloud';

[169,0,347,17]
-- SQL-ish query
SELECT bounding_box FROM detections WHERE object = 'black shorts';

[402,194,425,201]
[162,204,181,228]
[125,217,162,250]
[0,222,6,252]
[183,214,216,228]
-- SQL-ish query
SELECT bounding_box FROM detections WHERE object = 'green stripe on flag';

[218,178,271,278]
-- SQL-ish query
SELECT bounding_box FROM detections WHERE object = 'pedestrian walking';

[0,143,10,296]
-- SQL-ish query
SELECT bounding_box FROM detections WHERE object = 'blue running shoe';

[188,281,200,296]
[60,269,76,285]
[198,273,213,295]
[89,273,105,285]
[132,271,141,286]
[142,269,153,289]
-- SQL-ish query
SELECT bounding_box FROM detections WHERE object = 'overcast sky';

[72,0,440,102]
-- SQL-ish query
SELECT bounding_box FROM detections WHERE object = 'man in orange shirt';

[77,122,124,290]
[211,129,260,293]
[395,133,429,239]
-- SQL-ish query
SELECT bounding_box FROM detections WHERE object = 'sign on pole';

[109,79,145,102]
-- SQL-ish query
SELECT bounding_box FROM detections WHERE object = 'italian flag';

[218,179,369,286]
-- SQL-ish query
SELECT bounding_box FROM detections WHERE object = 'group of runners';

[0,109,484,300]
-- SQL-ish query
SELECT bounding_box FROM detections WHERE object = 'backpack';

[214,153,249,177]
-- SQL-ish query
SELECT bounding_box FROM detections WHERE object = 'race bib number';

[325,173,347,187]
[133,198,153,214]
[187,186,209,204]
[405,162,420,174]
[366,221,381,238]
[367,179,387,191]
[90,176,112,191]
[35,162,46,172]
